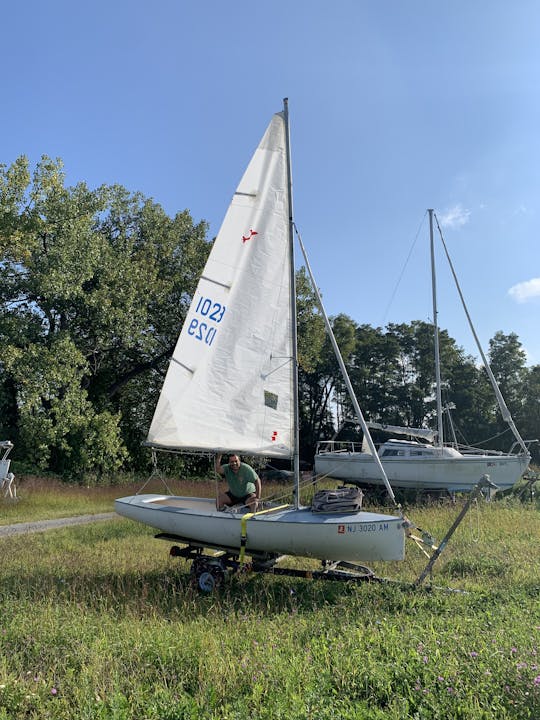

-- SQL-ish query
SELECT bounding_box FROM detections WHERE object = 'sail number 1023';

[187,295,227,346]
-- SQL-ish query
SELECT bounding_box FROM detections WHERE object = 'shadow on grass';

[1,558,497,624]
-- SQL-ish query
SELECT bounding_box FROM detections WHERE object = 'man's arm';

[254,474,261,499]
[214,453,225,476]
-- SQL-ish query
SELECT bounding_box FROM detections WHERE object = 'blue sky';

[3,0,540,364]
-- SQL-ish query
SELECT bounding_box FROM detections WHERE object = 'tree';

[518,365,540,464]
[0,156,209,477]
[488,332,527,413]
[295,267,333,461]
[342,324,402,425]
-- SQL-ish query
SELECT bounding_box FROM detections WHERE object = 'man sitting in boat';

[215,453,261,512]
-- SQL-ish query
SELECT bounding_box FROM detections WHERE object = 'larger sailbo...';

[315,210,532,494]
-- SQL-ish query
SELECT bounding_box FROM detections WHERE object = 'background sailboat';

[116,101,406,564]
[315,210,532,493]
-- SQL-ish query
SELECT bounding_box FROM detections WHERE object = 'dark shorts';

[225,491,254,505]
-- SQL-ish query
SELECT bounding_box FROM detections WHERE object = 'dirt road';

[0,513,117,537]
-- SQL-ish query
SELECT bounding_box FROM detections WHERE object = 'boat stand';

[155,533,383,592]
[413,474,496,587]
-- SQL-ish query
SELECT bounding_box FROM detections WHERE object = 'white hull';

[115,494,406,562]
[315,449,530,492]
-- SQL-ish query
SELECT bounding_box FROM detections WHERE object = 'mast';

[429,208,444,448]
[283,98,301,508]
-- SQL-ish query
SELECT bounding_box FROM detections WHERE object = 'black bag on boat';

[311,486,363,513]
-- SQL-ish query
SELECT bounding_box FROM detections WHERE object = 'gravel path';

[0,513,117,537]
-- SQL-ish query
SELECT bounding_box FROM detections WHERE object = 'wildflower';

[470,651,479,658]
[517,662,527,670]
[533,675,540,686]
[511,647,517,654]
[437,676,444,682]
[51,688,58,696]
[423,655,428,664]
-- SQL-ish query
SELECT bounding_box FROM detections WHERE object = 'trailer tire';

[191,558,226,592]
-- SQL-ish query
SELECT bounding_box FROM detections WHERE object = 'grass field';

[0,476,538,719]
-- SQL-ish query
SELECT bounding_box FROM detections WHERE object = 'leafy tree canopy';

[0,156,209,477]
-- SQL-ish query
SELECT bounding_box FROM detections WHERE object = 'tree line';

[1,156,538,480]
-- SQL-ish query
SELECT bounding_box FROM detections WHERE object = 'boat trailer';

[156,533,383,592]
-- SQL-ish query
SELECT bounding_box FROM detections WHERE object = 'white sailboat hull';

[315,449,529,492]
[115,494,406,562]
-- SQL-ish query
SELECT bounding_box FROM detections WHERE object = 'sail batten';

[200,276,232,289]
[147,113,293,457]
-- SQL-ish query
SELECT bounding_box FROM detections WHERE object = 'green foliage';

[0,155,209,477]
[3,334,125,474]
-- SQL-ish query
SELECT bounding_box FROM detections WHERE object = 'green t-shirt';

[223,462,257,498]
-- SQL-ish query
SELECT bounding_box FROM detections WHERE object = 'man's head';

[228,454,241,473]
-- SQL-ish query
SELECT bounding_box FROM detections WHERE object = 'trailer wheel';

[191,558,226,592]
[197,570,219,592]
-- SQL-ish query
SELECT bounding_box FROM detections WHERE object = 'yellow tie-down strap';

[239,504,290,565]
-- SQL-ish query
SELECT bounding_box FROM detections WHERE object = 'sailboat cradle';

[115,101,409,576]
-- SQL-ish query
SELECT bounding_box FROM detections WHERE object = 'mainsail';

[147,113,293,457]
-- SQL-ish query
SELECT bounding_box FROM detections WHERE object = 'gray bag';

[311,486,363,513]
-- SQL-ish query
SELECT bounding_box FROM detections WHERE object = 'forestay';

[147,113,293,457]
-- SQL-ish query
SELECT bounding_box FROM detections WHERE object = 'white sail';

[147,113,293,457]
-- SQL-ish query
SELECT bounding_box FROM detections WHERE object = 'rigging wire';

[135,449,173,496]
[379,211,428,327]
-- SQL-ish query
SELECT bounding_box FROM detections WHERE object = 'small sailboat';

[315,210,532,494]
[115,101,407,564]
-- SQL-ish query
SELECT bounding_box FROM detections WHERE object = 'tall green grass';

[0,482,538,719]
